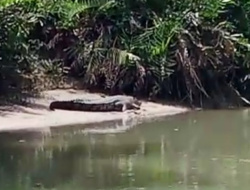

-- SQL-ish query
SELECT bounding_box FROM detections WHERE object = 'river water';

[1,109,250,190]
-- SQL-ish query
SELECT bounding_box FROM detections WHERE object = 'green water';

[1,109,250,190]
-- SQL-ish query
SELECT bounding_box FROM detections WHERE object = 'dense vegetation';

[1,0,250,108]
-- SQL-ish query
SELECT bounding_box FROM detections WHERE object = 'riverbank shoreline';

[0,89,190,132]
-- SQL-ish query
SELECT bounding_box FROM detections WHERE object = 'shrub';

[1,0,250,108]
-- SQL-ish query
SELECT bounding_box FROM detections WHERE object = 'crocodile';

[49,95,142,112]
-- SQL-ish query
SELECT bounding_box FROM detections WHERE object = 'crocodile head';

[123,97,142,111]
[132,98,142,109]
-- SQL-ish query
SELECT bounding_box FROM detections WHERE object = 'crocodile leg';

[122,104,127,112]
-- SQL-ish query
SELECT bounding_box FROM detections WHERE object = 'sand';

[0,89,189,132]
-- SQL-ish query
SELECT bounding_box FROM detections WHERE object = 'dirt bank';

[0,89,189,132]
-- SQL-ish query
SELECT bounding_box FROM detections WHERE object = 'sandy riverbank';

[0,89,189,132]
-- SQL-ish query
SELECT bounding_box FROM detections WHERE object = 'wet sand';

[0,89,189,132]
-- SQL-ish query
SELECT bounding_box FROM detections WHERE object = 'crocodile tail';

[49,101,73,111]
[49,102,56,110]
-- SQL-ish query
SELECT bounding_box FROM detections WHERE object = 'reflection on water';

[1,109,250,190]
